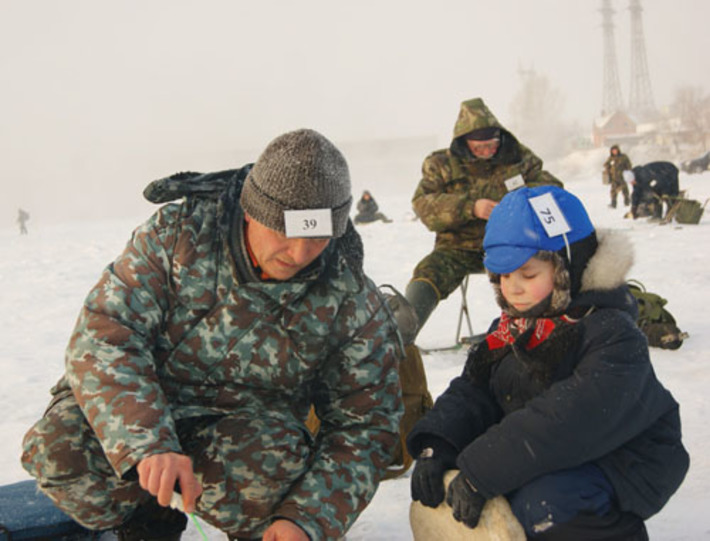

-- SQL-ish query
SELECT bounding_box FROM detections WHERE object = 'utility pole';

[627,0,657,119]
[600,0,624,116]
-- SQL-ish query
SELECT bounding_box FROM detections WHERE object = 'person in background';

[354,189,392,224]
[389,97,562,347]
[17,208,29,235]
[21,129,403,541]
[603,145,632,209]
[628,161,680,220]
[407,185,688,540]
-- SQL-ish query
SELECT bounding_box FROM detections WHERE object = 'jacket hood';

[579,229,633,293]
[572,228,637,316]
[449,98,520,163]
[452,98,505,139]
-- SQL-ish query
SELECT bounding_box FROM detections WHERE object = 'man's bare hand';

[262,519,310,541]
[136,452,202,514]
[473,198,498,220]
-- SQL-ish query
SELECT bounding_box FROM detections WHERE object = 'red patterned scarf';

[486,312,580,351]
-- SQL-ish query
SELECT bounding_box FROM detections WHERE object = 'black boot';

[381,284,419,346]
[383,280,439,346]
[403,280,439,339]
[531,511,648,541]
[115,499,188,541]
[381,280,437,346]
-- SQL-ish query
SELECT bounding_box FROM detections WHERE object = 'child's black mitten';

[446,472,487,528]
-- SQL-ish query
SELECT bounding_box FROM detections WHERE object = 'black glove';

[446,472,487,529]
[411,455,448,508]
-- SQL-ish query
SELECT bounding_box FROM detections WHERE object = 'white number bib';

[284,208,333,238]
[528,192,571,238]
[505,175,525,192]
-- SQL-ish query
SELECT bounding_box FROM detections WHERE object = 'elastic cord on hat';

[563,232,572,264]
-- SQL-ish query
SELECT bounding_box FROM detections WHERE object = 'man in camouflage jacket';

[393,97,562,344]
[21,129,404,541]
[603,144,632,208]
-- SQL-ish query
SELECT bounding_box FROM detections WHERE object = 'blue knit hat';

[483,186,595,274]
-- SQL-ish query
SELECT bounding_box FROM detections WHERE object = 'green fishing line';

[190,513,208,541]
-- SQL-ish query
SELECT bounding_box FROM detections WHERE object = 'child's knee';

[507,465,614,536]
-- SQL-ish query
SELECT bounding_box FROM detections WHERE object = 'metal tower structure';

[627,0,656,119]
[600,0,624,116]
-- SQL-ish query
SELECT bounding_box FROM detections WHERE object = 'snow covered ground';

[1,158,708,540]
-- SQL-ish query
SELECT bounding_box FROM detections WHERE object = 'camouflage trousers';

[412,247,485,300]
[21,393,314,538]
[610,179,630,206]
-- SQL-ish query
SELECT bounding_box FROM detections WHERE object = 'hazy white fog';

[2,0,709,225]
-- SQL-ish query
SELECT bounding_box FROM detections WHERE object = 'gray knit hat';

[240,129,352,237]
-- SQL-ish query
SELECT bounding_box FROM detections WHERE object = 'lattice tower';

[600,0,624,115]
[627,0,656,119]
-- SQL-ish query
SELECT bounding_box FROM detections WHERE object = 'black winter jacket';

[630,161,680,211]
[407,230,689,519]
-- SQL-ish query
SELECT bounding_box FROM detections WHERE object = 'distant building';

[592,111,638,147]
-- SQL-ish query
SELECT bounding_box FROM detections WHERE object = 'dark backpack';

[627,280,687,350]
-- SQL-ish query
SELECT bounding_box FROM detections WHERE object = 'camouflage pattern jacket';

[52,168,404,539]
[413,98,562,251]
[604,145,633,185]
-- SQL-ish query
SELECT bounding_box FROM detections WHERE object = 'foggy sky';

[2,0,709,225]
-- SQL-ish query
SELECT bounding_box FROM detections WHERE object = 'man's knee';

[412,250,481,301]
[21,395,103,483]
[38,474,142,531]
[20,395,139,530]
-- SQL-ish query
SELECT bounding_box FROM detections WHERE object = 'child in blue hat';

[407,186,688,540]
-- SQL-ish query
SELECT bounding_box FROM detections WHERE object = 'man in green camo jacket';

[21,129,403,541]
[603,144,632,208]
[393,97,563,344]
